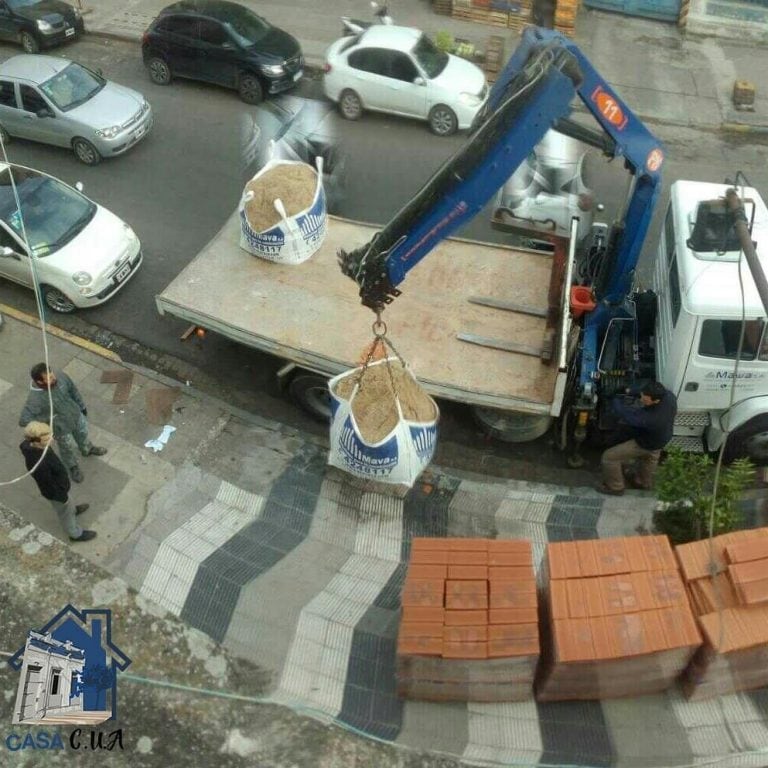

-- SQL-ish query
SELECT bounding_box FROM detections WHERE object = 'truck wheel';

[472,407,552,443]
[289,374,332,422]
[723,415,768,465]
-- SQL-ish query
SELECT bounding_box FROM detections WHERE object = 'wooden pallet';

[452,5,532,28]
[432,0,453,14]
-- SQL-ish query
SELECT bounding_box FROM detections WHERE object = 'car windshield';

[40,63,105,112]
[223,7,271,47]
[411,34,448,79]
[6,0,43,8]
[0,167,96,257]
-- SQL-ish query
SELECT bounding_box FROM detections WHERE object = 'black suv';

[142,0,303,105]
[0,0,84,54]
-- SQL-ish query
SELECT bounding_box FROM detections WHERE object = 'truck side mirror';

[0,246,21,260]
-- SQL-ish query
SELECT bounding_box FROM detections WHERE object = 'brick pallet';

[536,536,702,701]
[675,528,768,700]
[396,537,540,702]
[451,3,532,31]
[483,35,506,83]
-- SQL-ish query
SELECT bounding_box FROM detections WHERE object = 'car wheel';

[428,104,458,136]
[339,89,363,121]
[42,285,76,314]
[20,31,39,54]
[237,73,263,105]
[147,57,172,86]
[72,137,101,166]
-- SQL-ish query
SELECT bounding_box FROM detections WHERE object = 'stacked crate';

[676,528,768,700]
[396,537,540,702]
[483,35,506,84]
[553,0,578,37]
[432,0,453,15]
[536,536,702,701]
[451,0,532,31]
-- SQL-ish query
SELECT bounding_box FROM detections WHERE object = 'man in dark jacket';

[20,421,97,542]
[19,363,107,483]
[598,381,677,495]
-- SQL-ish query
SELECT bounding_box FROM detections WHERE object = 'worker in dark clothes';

[19,421,97,542]
[597,381,677,496]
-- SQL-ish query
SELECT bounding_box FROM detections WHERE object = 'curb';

[721,122,768,135]
[0,304,122,363]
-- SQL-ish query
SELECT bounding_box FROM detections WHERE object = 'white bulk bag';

[239,156,327,265]
[327,357,439,487]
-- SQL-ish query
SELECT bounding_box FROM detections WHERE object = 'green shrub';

[653,447,754,545]
[434,31,454,52]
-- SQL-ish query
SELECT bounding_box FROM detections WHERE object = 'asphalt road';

[1,36,767,481]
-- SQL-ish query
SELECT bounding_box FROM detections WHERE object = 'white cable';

[0,132,57,486]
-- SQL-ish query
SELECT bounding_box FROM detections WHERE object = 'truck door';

[677,317,768,410]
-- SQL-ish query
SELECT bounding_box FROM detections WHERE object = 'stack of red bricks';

[676,528,768,699]
[396,537,540,702]
[536,535,702,701]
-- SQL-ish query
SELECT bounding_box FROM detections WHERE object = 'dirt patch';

[244,164,317,232]
[333,361,437,443]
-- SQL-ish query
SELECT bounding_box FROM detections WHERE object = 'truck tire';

[472,406,552,443]
[288,373,332,422]
[722,415,768,465]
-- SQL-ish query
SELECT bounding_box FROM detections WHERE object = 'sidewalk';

[2,310,768,767]
[80,0,768,132]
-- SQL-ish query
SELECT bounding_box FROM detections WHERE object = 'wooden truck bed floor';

[156,214,561,413]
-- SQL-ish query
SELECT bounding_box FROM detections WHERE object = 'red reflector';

[323,63,331,73]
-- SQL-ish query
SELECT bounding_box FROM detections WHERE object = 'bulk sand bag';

[328,357,439,488]
[239,156,327,264]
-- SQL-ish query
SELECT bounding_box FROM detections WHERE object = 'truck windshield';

[412,34,448,79]
[0,168,96,257]
[698,319,767,361]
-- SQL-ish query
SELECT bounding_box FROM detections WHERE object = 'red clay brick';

[447,538,489,551]
[566,578,588,619]
[445,609,488,626]
[402,606,445,624]
[583,578,604,617]
[554,617,595,662]
[640,535,678,571]
[605,612,648,658]
[448,550,488,566]
[406,564,448,580]
[442,641,487,659]
[399,622,443,639]
[593,538,630,576]
[489,580,537,609]
[589,616,614,660]
[488,566,534,582]
[600,575,632,615]
[631,573,656,612]
[549,579,569,620]
[547,541,581,579]
[576,540,601,578]
[725,539,768,564]
[624,537,650,573]
[487,623,539,657]
[648,570,686,607]
[487,539,533,567]
[447,565,488,580]
[445,580,488,610]
[397,636,443,656]
[443,625,488,643]
[411,537,448,551]
[737,577,768,605]
[401,579,445,608]
[640,609,667,654]
[489,607,538,624]
[410,549,450,565]
[657,606,695,650]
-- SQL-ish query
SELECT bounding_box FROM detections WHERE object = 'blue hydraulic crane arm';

[338,38,584,310]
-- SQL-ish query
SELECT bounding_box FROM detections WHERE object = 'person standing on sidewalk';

[597,381,677,496]
[19,363,107,483]
[19,422,97,542]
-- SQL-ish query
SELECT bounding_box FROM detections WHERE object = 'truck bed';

[156,213,562,414]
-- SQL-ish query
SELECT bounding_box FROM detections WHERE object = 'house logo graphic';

[7,605,131,727]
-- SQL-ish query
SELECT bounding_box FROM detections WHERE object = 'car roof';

[160,0,254,19]
[359,25,421,52]
[0,55,70,84]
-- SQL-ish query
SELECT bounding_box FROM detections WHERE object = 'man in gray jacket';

[19,363,107,483]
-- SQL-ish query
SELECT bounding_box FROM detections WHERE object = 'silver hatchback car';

[0,55,153,165]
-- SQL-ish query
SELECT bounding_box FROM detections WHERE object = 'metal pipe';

[558,217,579,370]
[725,188,768,316]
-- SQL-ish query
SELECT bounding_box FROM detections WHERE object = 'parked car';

[0,0,84,54]
[322,25,488,136]
[142,0,303,105]
[0,55,153,165]
[0,163,142,313]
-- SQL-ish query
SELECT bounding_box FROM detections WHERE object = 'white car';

[0,163,141,312]
[322,25,488,136]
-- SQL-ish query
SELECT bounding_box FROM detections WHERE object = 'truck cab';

[651,180,768,461]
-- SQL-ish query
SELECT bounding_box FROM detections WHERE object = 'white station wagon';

[0,163,142,312]
[323,25,488,136]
